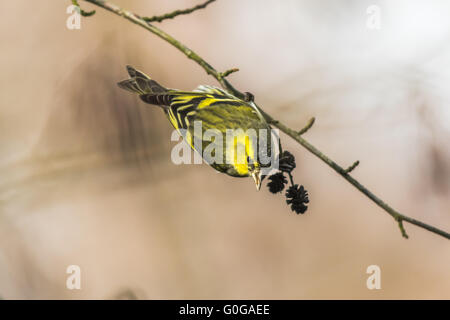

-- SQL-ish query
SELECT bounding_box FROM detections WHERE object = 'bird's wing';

[194,85,266,124]
[166,90,246,130]
[193,85,237,99]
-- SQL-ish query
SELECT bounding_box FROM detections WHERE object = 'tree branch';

[142,0,216,23]
[80,0,450,240]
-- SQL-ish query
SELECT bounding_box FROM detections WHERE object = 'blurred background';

[0,0,449,299]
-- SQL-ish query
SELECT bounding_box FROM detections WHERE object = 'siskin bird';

[118,65,277,190]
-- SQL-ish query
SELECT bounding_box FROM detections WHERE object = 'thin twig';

[80,0,450,240]
[72,0,96,16]
[287,172,295,186]
[142,0,216,23]
[344,160,360,174]
[298,117,315,135]
[219,68,239,78]
[397,218,409,239]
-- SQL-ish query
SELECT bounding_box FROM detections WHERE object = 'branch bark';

[80,0,450,240]
[142,0,216,23]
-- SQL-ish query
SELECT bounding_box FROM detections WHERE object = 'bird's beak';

[252,172,262,191]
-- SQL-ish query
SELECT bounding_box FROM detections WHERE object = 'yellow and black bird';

[118,65,276,190]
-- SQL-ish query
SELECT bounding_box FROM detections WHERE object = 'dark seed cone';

[267,172,288,194]
[285,184,309,214]
[279,151,296,173]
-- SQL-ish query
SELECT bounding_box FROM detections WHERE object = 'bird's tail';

[117,65,167,95]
